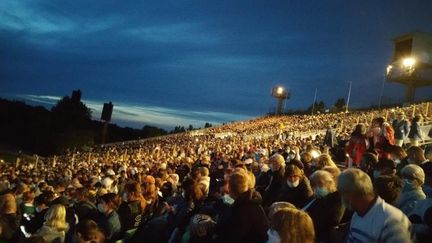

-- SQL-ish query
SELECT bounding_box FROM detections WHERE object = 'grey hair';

[310,170,336,192]
[401,164,425,185]
[337,168,374,197]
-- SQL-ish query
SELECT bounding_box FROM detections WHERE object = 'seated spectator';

[388,145,409,175]
[373,158,396,179]
[118,182,146,234]
[75,219,105,243]
[306,170,344,242]
[407,146,432,196]
[0,193,20,242]
[397,164,426,215]
[216,170,268,243]
[97,193,121,242]
[20,190,36,217]
[359,152,378,179]
[277,160,313,208]
[373,175,402,205]
[35,204,69,243]
[268,208,315,243]
[267,201,295,220]
[262,154,285,207]
[74,187,98,223]
[338,168,412,242]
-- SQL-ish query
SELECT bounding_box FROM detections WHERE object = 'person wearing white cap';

[397,164,426,215]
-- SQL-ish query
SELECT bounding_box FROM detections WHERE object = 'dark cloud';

[1,1,432,128]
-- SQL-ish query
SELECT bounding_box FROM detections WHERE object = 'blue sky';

[1,1,432,129]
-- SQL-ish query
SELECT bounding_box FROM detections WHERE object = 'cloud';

[12,94,251,130]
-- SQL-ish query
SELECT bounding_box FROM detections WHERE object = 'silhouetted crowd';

[1,103,432,243]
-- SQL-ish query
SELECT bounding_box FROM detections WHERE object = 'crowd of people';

[0,102,432,243]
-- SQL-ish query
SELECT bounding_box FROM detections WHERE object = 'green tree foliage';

[333,98,346,112]
[204,122,213,128]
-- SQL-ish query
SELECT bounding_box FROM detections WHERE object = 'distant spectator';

[346,124,369,167]
[408,115,423,147]
[392,112,410,147]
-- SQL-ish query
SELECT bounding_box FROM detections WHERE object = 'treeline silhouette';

[0,96,168,156]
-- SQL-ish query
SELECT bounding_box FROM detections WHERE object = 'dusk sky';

[1,1,432,130]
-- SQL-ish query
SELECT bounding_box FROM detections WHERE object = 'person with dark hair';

[26,191,55,234]
[359,152,379,179]
[168,177,206,242]
[118,182,146,235]
[74,187,98,223]
[408,115,423,147]
[373,158,396,180]
[346,124,369,167]
[75,219,105,243]
[388,145,409,174]
[373,175,403,205]
[98,193,121,242]
[277,161,313,208]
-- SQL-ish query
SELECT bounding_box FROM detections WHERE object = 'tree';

[334,98,346,112]
[51,96,92,130]
[307,100,326,114]
[204,122,213,128]
[188,124,194,131]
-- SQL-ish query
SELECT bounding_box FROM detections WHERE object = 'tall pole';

[345,81,352,113]
[311,88,317,115]
[378,75,385,109]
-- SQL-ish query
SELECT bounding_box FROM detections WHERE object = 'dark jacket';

[408,121,422,140]
[324,128,337,148]
[277,177,313,208]
[74,200,98,222]
[99,210,121,242]
[216,189,268,243]
[305,191,345,242]
[118,200,144,234]
[393,119,410,140]
[262,168,284,207]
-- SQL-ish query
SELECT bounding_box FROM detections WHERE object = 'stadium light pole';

[311,88,317,115]
[345,81,352,113]
[271,85,290,115]
[378,74,386,109]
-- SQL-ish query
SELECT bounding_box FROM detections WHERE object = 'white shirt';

[348,196,412,243]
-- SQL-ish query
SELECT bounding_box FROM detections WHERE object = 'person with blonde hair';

[306,170,344,242]
[36,204,69,242]
[268,208,315,243]
[216,170,268,243]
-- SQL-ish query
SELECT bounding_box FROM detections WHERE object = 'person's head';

[373,117,385,128]
[373,159,396,178]
[0,193,16,214]
[76,219,104,243]
[360,152,378,173]
[123,181,146,209]
[268,202,296,220]
[269,154,285,172]
[373,175,402,205]
[407,146,426,165]
[270,208,315,243]
[284,162,304,188]
[300,152,313,165]
[388,145,407,163]
[412,115,422,123]
[401,164,425,190]
[315,154,337,169]
[44,204,68,232]
[397,112,405,121]
[352,123,367,137]
[182,177,205,202]
[23,190,36,203]
[98,193,121,215]
[337,168,375,212]
[228,171,250,199]
[310,170,337,198]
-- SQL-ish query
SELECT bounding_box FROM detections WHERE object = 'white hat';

[106,169,116,176]
[244,158,253,165]
[101,177,114,188]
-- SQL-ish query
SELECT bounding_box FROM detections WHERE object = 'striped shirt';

[348,196,412,243]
